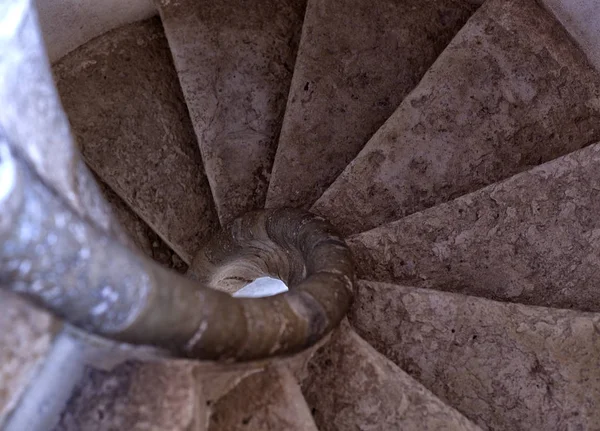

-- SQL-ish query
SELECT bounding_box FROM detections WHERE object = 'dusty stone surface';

[348,142,600,312]
[313,0,600,235]
[53,18,219,263]
[302,321,480,431]
[0,292,61,425]
[266,0,479,210]
[159,0,306,225]
[54,361,204,431]
[97,179,188,273]
[351,281,600,430]
[51,351,320,431]
[209,367,317,431]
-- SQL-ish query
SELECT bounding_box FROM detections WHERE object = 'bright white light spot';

[91,301,109,316]
[0,0,28,39]
[101,286,118,302]
[233,277,288,298]
[55,214,67,228]
[32,280,44,292]
[18,260,31,275]
[0,143,16,202]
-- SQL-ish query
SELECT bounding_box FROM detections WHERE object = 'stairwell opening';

[232,276,289,298]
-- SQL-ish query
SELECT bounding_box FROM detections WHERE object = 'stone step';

[348,142,600,311]
[266,0,476,209]
[266,0,480,210]
[53,17,219,264]
[301,321,481,431]
[54,361,204,431]
[313,0,600,235]
[209,367,317,431]
[52,349,316,430]
[51,342,285,431]
[95,179,187,273]
[351,280,600,430]
[158,0,306,225]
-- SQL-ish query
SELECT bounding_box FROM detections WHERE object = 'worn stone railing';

[0,0,353,362]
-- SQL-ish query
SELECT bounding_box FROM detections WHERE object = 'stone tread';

[54,361,203,431]
[302,321,481,431]
[0,292,61,426]
[158,0,306,225]
[53,17,219,263]
[351,280,600,430]
[266,0,479,210]
[209,367,318,431]
[348,141,600,312]
[96,179,188,273]
[52,353,318,431]
[313,0,600,235]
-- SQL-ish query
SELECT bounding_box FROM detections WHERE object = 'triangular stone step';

[348,142,600,311]
[313,0,600,235]
[95,179,187,273]
[52,351,316,430]
[266,0,480,209]
[54,361,204,430]
[209,367,317,430]
[53,18,220,263]
[158,0,306,225]
[351,280,600,430]
[52,343,277,431]
[302,321,481,431]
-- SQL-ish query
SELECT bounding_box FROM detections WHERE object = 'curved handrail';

[0,0,353,362]
[1,139,353,360]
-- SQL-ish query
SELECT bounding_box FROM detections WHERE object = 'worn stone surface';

[209,367,317,431]
[96,179,188,273]
[351,281,600,430]
[266,0,479,210]
[348,142,600,312]
[159,0,306,225]
[302,321,480,431]
[53,18,219,263]
[23,1,600,430]
[313,0,600,235]
[54,361,204,431]
[51,352,320,431]
[0,292,61,425]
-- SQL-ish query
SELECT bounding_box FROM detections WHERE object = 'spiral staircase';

[2,0,600,429]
